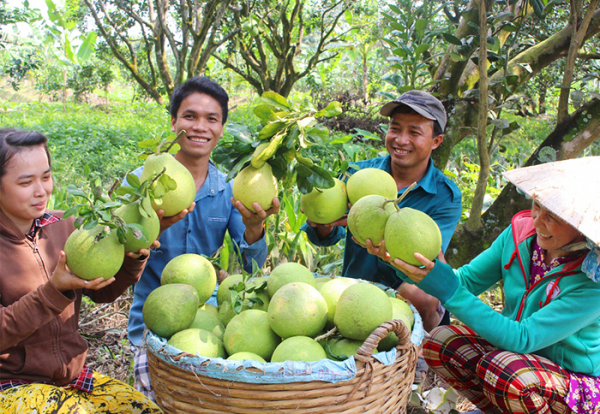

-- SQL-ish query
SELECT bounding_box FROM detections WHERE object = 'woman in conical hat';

[367,157,600,413]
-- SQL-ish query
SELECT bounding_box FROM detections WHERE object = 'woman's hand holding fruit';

[50,251,115,291]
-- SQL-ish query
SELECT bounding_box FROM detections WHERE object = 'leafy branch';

[135,130,186,161]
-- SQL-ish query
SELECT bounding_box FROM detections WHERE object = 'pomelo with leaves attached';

[138,131,195,217]
[232,163,278,212]
[300,178,348,224]
[64,225,125,281]
[346,168,397,205]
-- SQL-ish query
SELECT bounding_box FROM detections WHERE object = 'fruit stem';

[107,179,120,198]
[314,326,337,342]
[383,181,418,211]
[158,130,186,154]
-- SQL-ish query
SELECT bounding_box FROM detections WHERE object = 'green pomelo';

[267,262,315,297]
[384,207,442,266]
[232,163,278,212]
[161,254,216,305]
[200,303,219,318]
[334,283,393,341]
[250,142,270,169]
[141,153,196,217]
[223,310,281,361]
[217,274,243,306]
[268,282,328,338]
[318,278,359,328]
[227,352,266,363]
[167,328,226,358]
[189,309,225,340]
[64,225,124,281]
[300,178,348,224]
[143,283,199,338]
[315,276,334,291]
[378,298,415,351]
[347,195,396,246]
[271,336,327,362]
[115,201,160,252]
[346,168,397,205]
[324,338,377,361]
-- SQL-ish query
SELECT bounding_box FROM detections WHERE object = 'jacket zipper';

[28,237,68,380]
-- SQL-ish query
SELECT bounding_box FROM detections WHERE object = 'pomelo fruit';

[318,277,358,328]
[167,328,226,358]
[115,201,160,252]
[324,337,377,361]
[227,352,266,362]
[232,163,278,212]
[378,297,415,351]
[300,178,348,224]
[346,168,397,205]
[384,207,442,266]
[268,282,328,338]
[200,303,219,318]
[315,276,334,291]
[223,310,281,361]
[267,262,315,298]
[334,282,392,341]
[143,283,199,338]
[64,225,124,281]
[216,274,243,306]
[347,194,396,246]
[189,308,225,340]
[271,336,327,362]
[141,153,196,217]
[161,253,216,305]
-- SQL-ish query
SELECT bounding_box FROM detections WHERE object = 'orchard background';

[2,0,599,411]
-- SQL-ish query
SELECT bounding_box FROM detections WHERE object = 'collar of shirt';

[26,212,61,241]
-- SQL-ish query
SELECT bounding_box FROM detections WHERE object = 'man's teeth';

[395,148,409,154]
[538,231,552,238]
[189,137,208,142]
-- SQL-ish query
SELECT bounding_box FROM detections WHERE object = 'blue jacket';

[418,211,600,375]
[302,155,462,288]
[127,161,267,346]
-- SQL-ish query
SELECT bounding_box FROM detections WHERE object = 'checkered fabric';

[0,366,94,393]
[131,344,156,402]
[26,212,60,241]
[423,325,571,414]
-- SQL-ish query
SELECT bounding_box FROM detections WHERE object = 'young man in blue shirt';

[127,77,280,399]
[302,90,462,333]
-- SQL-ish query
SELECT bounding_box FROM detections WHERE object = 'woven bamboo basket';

[147,319,419,413]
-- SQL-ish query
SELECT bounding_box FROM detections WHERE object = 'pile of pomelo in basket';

[143,257,416,363]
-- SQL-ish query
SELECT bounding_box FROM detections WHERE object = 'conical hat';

[502,156,600,246]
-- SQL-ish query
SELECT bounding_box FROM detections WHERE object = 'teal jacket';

[416,211,600,376]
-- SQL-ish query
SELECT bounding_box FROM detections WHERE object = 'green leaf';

[127,223,148,241]
[450,52,465,62]
[226,154,253,182]
[315,101,342,118]
[152,181,166,199]
[159,173,177,191]
[168,143,180,155]
[296,175,313,194]
[258,121,287,140]
[531,0,545,18]
[415,19,428,37]
[76,32,97,63]
[442,33,463,46]
[142,196,154,217]
[66,185,88,199]
[490,118,510,129]
[126,174,141,189]
[307,165,335,189]
[414,44,430,57]
[63,206,78,218]
[387,4,402,14]
[260,91,291,110]
[225,123,254,143]
[253,104,276,121]
[296,164,313,178]
[138,138,159,149]
[282,125,300,149]
[116,186,135,196]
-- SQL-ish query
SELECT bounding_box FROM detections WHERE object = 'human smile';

[537,230,552,239]
[392,147,411,155]
[188,136,210,143]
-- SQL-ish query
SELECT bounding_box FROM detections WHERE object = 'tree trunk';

[539,87,547,114]
[446,98,600,267]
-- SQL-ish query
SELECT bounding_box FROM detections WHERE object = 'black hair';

[389,105,443,138]
[0,129,51,181]
[169,76,229,124]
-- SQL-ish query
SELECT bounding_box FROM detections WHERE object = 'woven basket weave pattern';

[148,319,418,413]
